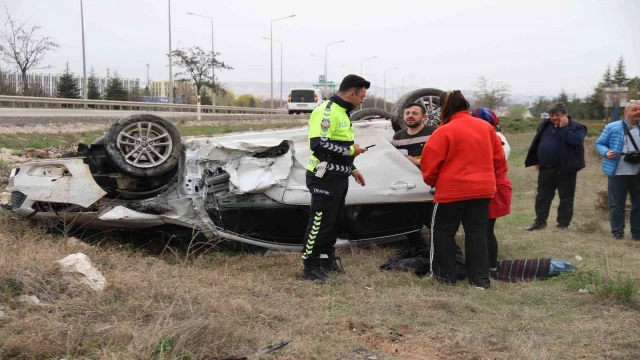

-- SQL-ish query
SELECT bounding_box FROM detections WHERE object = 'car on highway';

[287,88,323,115]
[6,88,510,251]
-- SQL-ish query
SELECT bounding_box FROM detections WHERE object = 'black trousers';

[405,203,434,249]
[535,167,577,227]
[301,172,349,261]
[431,198,491,287]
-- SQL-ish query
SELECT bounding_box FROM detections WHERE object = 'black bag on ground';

[379,245,466,280]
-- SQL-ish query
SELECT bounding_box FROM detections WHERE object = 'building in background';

[0,68,139,97]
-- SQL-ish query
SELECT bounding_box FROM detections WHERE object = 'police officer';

[300,74,370,283]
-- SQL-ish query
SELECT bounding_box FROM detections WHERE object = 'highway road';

[0,108,292,118]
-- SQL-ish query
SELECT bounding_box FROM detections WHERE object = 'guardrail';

[0,95,286,114]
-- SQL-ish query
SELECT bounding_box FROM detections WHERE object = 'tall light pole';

[167,0,173,104]
[383,67,398,111]
[80,0,87,105]
[364,73,378,108]
[263,37,283,108]
[187,12,216,106]
[401,74,414,96]
[360,56,377,76]
[269,15,295,109]
[323,40,345,95]
[146,64,150,88]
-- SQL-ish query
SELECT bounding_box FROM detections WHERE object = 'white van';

[287,88,324,114]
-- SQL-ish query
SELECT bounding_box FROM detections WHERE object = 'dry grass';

[0,130,639,359]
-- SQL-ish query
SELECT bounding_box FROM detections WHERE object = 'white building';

[1,69,140,97]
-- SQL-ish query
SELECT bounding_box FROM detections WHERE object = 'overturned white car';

[7,90,510,251]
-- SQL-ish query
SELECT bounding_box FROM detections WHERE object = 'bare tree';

[170,46,232,98]
[472,76,511,110]
[0,6,60,95]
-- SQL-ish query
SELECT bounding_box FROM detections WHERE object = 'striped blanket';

[493,258,575,282]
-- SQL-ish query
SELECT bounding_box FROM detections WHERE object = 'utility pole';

[146,64,150,88]
[270,15,295,109]
[168,0,173,104]
[80,0,87,107]
[364,73,378,109]
[383,67,398,112]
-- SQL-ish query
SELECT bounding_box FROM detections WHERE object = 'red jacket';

[490,141,512,218]
[420,111,507,204]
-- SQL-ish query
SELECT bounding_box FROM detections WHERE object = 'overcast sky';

[2,0,638,97]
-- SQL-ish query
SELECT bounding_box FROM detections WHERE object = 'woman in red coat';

[421,91,507,288]
[471,108,512,275]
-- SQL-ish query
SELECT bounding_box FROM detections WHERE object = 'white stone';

[17,295,40,305]
[0,310,5,320]
[578,289,590,294]
[56,253,106,292]
[575,255,583,261]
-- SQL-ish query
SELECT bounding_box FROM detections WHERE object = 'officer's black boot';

[320,253,344,274]
[300,258,331,284]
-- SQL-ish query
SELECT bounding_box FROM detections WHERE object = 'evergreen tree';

[143,85,151,97]
[555,89,569,104]
[56,61,80,99]
[602,64,612,85]
[105,71,128,101]
[613,56,628,86]
[87,68,101,100]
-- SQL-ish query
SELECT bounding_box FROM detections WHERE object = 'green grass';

[0,131,104,150]
[0,121,306,151]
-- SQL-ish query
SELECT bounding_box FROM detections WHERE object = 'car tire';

[104,114,182,178]
[391,88,444,131]
[350,108,392,122]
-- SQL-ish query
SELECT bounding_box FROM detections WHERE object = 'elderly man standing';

[524,103,587,231]
[596,101,640,240]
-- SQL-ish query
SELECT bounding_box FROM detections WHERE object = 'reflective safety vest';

[306,99,357,177]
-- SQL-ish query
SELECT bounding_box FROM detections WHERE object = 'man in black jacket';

[524,103,587,231]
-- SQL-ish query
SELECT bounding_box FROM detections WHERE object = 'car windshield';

[291,90,315,103]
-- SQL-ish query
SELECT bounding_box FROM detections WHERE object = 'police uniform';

[301,94,358,280]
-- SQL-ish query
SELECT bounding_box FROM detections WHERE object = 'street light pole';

[364,73,378,108]
[80,0,87,106]
[263,37,283,108]
[324,40,345,95]
[187,12,216,106]
[269,15,295,109]
[383,67,398,112]
[168,0,173,104]
[360,56,377,76]
[401,74,414,96]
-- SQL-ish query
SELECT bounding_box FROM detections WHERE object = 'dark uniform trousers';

[301,171,349,260]
[535,166,577,227]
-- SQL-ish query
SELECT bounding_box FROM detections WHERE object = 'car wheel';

[350,108,392,122]
[391,88,444,131]
[104,114,182,178]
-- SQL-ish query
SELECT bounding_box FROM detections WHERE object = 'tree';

[555,89,569,105]
[506,104,527,119]
[613,56,628,86]
[602,64,612,85]
[87,69,101,100]
[105,71,128,101]
[529,98,553,118]
[128,86,142,102]
[472,76,511,110]
[56,61,80,99]
[143,85,151,97]
[0,6,60,95]
[215,89,236,106]
[235,93,259,107]
[170,46,233,100]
